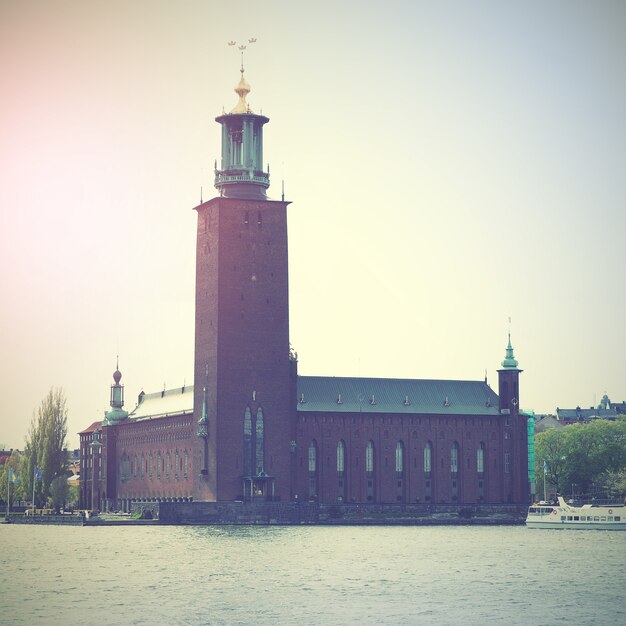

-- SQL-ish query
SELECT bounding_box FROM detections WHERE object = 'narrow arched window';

[183,450,188,478]
[149,453,153,479]
[175,450,179,479]
[255,408,264,474]
[337,441,345,473]
[243,407,252,476]
[424,442,432,473]
[365,441,374,473]
[451,442,459,474]
[308,440,318,499]
[308,441,317,473]
[477,443,484,474]
[157,451,161,479]
[395,441,404,473]
[365,440,375,502]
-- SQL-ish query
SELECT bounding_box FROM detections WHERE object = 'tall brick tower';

[498,334,529,505]
[192,60,292,502]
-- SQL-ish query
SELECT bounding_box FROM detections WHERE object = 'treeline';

[1,388,73,510]
[535,418,626,499]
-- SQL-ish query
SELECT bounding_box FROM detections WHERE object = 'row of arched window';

[307,440,486,475]
[306,440,489,502]
[121,449,189,482]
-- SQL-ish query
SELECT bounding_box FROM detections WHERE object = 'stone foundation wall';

[157,501,524,525]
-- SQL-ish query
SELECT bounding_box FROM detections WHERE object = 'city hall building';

[80,67,529,514]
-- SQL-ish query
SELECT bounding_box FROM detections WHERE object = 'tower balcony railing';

[215,171,269,186]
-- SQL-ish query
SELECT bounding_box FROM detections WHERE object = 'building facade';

[80,67,529,511]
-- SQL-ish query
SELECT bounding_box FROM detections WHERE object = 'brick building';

[80,66,529,512]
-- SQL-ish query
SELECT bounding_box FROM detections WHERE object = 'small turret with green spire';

[197,387,208,439]
[501,333,519,370]
[103,357,129,426]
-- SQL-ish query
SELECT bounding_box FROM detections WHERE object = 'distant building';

[534,415,563,432]
[80,64,529,513]
[556,394,620,425]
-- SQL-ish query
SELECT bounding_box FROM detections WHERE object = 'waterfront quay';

[3,501,524,526]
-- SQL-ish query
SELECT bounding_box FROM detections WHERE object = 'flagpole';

[32,467,36,515]
[5,470,9,518]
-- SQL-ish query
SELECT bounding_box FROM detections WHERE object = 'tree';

[49,475,69,513]
[535,419,626,499]
[0,449,25,508]
[535,428,569,496]
[23,388,68,506]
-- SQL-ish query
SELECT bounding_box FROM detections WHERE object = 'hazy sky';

[1,0,624,450]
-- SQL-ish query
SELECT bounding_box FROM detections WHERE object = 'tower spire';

[215,39,269,199]
[103,359,129,425]
[501,332,519,369]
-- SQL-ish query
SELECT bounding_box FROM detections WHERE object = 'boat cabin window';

[615,516,620,522]
[530,506,554,514]
[561,516,566,521]
[573,516,579,521]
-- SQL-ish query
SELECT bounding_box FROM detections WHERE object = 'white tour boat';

[526,497,626,530]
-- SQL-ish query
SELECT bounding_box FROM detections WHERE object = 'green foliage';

[0,449,26,506]
[23,388,68,506]
[49,475,69,512]
[67,483,79,509]
[535,420,626,499]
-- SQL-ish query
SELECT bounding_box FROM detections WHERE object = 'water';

[0,524,624,625]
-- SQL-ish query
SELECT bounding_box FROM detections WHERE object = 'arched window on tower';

[337,440,346,501]
[365,440,375,502]
[157,451,161,479]
[255,408,265,475]
[243,407,252,477]
[308,440,318,499]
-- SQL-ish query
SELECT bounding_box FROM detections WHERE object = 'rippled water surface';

[1,524,625,625]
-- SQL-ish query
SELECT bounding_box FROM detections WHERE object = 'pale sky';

[1,0,624,450]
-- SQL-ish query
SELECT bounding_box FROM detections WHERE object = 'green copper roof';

[103,407,129,426]
[296,376,500,416]
[501,333,519,369]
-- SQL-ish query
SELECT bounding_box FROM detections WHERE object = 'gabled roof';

[556,407,618,421]
[79,421,103,435]
[129,385,194,421]
[296,376,500,416]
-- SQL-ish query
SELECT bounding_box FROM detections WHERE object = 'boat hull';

[526,520,626,530]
